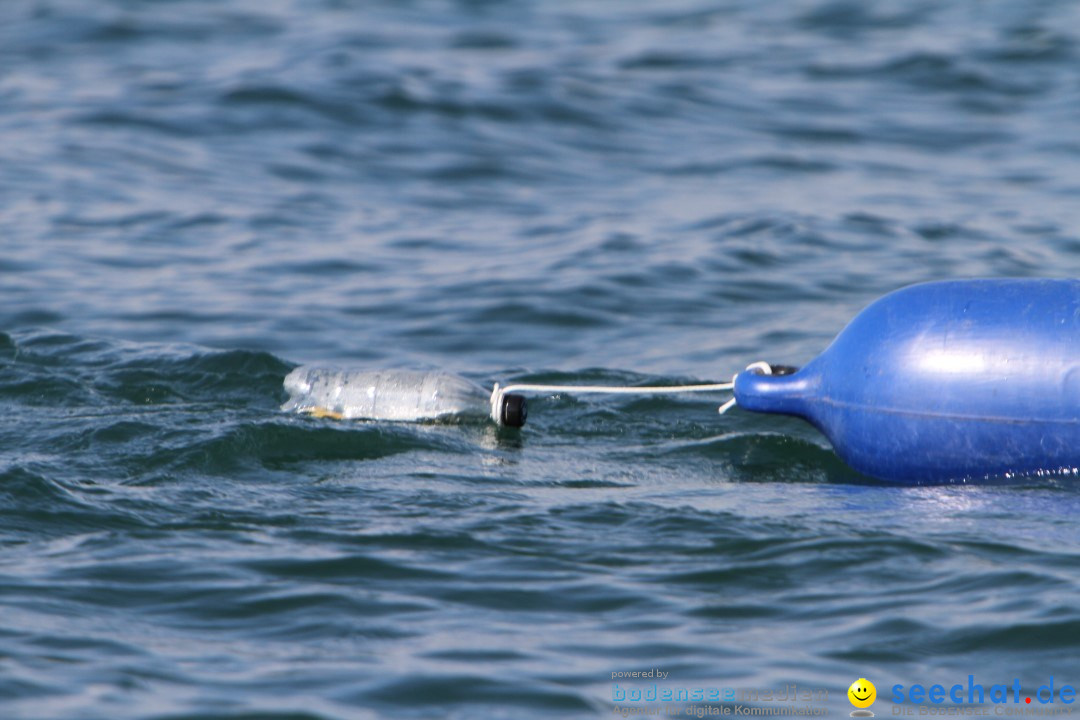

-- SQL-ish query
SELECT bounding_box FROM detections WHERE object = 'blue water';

[2,1,1080,718]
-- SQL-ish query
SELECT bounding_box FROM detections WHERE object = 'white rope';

[489,361,775,424]
[497,381,734,395]
[716,395,738,415]
[490,380,733,423]
[717,360,772,415]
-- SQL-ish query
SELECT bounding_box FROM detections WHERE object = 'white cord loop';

[489,362,776,424]
[717,360,772,415]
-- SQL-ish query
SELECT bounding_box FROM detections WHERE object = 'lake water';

[2,1,1080,718]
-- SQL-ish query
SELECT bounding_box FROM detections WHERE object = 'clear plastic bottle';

[282,366,526,426]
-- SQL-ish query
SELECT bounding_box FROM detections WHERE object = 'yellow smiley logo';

[848,678,876,709]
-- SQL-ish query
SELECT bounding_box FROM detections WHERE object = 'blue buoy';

[733,279,1080,482]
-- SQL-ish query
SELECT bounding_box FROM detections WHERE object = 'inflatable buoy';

[733,279,1080,482]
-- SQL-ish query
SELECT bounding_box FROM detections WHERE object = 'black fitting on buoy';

[768,364,799,376]
[500,393,528,427]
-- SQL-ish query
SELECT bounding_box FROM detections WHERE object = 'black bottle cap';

[500,394,528,427]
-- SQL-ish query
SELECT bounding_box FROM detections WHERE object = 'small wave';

[808,51,1046,96]
[219,85,368,127]
[244,553,451,583]
[2,331,290,405]
[0,466,149,536]
[145,421,458,475]
[361,674,595,713]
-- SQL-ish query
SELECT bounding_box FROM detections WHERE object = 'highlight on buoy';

[282,278,1080,483]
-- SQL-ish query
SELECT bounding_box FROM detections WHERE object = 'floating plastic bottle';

[732,278,1080,482]
[282,367,527,426]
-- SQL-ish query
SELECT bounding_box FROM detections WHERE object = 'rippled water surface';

[2,1,1080,718]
